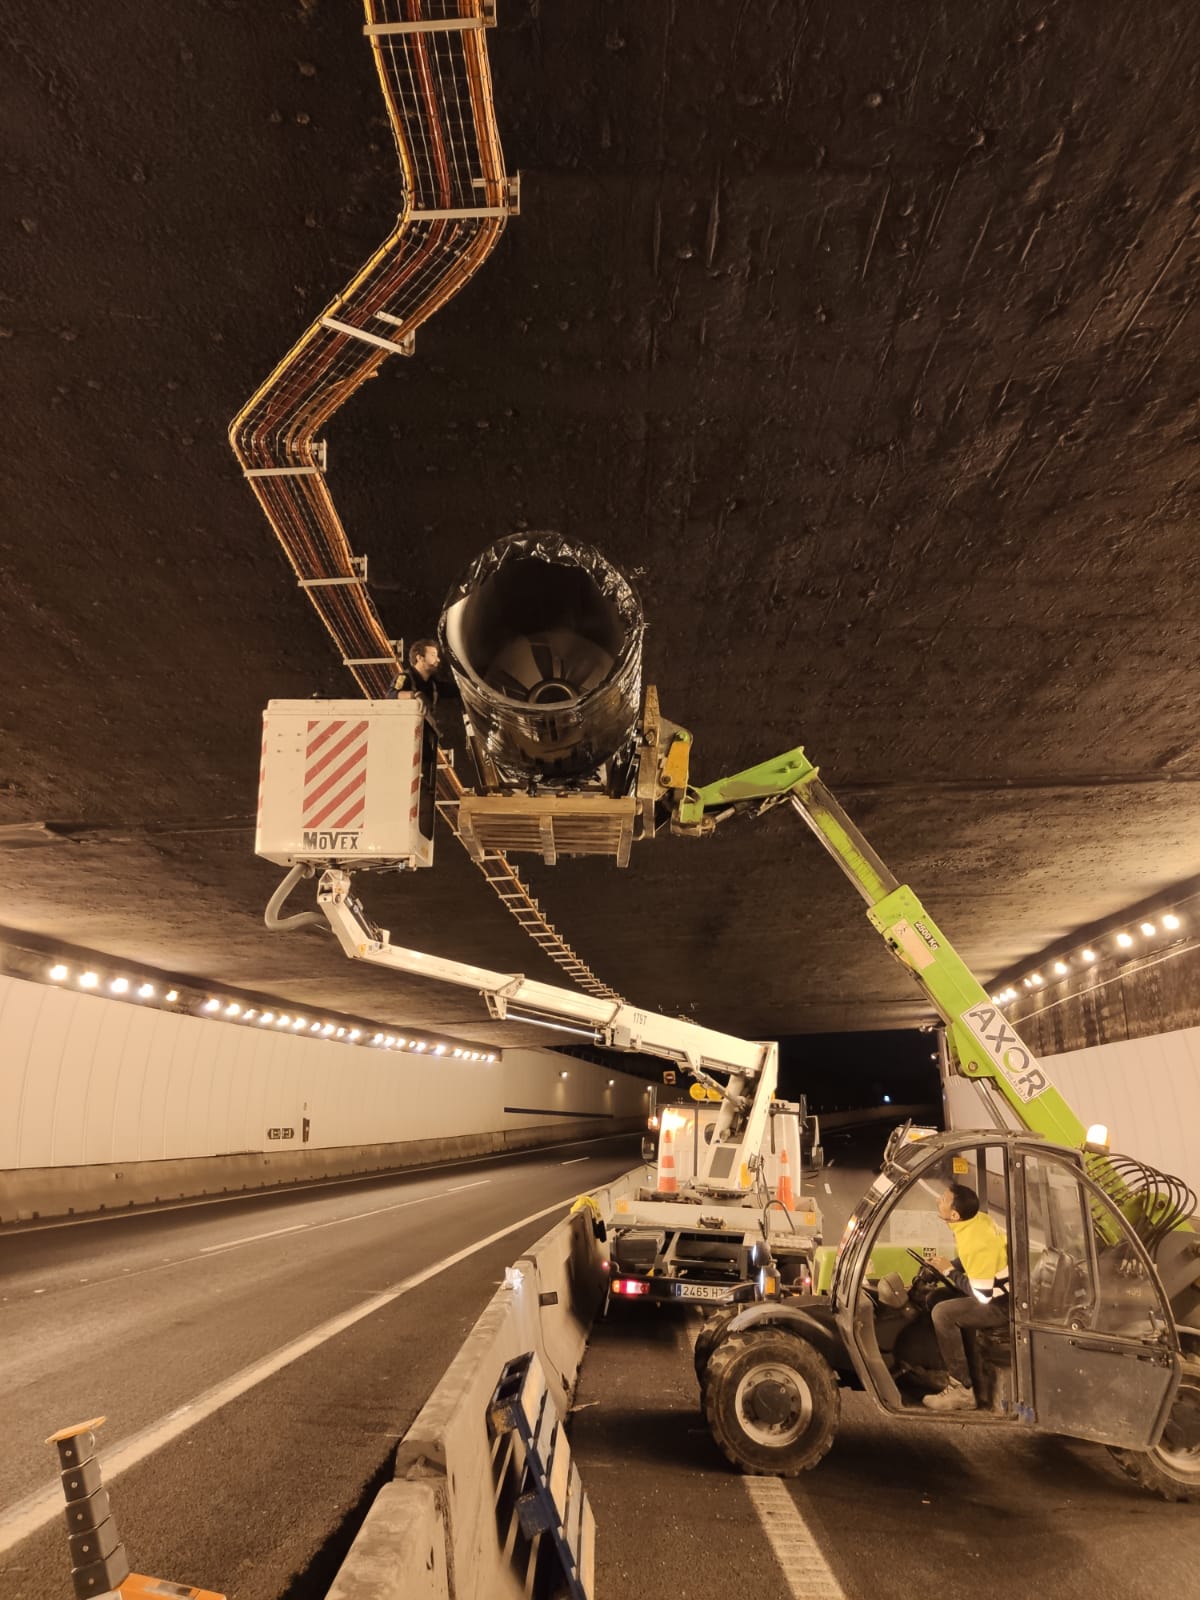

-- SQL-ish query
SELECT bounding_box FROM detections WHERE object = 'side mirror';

[640,1135,657,1163]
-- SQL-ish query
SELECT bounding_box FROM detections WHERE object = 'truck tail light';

[613,1278,650,1297]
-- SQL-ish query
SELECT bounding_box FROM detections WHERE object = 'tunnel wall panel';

[1007,943,1200,1057]
[945,1020,1200,1197]
[0,972,650,1176]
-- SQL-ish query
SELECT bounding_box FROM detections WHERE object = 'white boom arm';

[316,868,778,1194]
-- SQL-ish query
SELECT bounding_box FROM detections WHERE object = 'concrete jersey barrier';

[332,1171,644,1598]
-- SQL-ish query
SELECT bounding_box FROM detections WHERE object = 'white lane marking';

[15,1184,498,1297]
[744,1478,846,1599]
[560,1157,589,1166]
[6,1135,625,1234]
[823,1182,832,1194]
[308,1180,489,1233]
[199,1222,308,1255]
[0,1193,575,1555]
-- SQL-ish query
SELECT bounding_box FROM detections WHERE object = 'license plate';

[675,1283,727,1301]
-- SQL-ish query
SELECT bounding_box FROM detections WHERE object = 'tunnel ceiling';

[5,3,1200,1052]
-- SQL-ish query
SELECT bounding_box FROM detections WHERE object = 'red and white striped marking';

[303,718,369,831]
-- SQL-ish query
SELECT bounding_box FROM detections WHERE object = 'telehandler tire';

[1109,1358,1200,1502]
[703,1328,839,1476]
[694,1306,741,1389]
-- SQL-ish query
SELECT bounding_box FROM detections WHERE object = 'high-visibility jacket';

[948,1212,1010,1303]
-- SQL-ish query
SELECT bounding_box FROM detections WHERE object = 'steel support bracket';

[298,555,369,591]
[244,440,328,479]
[365,2,495,37]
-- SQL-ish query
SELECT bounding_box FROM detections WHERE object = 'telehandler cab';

[696,1126,1200,1498]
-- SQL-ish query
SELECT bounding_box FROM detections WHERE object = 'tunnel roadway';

[3,1132,1198,1600]
[0,1136,638,1600]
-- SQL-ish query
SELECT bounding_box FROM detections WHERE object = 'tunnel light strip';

[32,957,499,1063]
[992,901,1191,1005]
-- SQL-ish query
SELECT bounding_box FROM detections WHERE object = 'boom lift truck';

[256,697,823,1311]
[256,706,1200,1500]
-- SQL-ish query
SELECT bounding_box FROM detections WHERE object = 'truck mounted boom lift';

[257,650,1199,1499]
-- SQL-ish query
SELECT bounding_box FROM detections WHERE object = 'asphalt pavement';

[6,1129,1199,1600]
[0,1134,640,1600]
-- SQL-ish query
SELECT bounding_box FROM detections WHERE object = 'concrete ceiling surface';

[4,3,1200,1045]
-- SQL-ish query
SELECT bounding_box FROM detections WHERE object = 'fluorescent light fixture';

[991,994,1002,1004]
[348,1029,360,1041]
[49,964,68,981]
[608,1079,615,1087]
[1030,973,1043,986]
[111,978,129,994]
[1081,948,1096,963]
[80,972,99,989]
[309,1021,321,1032]
[335,1026,345,1038]
[277,1015,290,1027]
[1140,921,1156,937]
[292,1017,306,1030]
[166,989,179,1002]
[225,1002,240,1016]
[559,1070,569,1079]
[1163,913,1181,930]
[1116,932,1133,948]
[243,1008,256,1020]
[433,1044,446,1055]
[203,998,220,1012]
[321,1024,334,1036]
[138,983,155,998]
[1053,961,1068,976]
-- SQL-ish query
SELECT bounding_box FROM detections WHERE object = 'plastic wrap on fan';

[440,532,644,782]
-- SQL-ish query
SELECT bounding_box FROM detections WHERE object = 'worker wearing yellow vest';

[923,1182,1010,1412]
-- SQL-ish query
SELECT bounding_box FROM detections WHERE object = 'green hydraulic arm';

[674,746,1089,1150]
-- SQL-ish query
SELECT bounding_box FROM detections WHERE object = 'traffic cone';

[776,1146,795,1210]
[658,1127,678,1194]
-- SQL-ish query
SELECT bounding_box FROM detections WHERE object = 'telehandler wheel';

[703,1328,840,1476]
[1109,1359,1200,1502]
[694,1306,741,1389]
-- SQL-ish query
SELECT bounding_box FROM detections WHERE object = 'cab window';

[1022,1152,1163,1337]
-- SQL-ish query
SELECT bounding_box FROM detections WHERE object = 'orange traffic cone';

[776,1146,795,1210]
[658,1127,678,1194]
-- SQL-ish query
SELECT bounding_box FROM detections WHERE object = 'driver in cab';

[923,1182,1010,1413]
